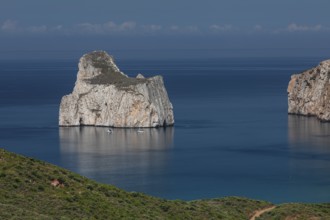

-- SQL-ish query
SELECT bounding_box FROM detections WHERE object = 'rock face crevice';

[288,60,330,121]
[59,51,174,127]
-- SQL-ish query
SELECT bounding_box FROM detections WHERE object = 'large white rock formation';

[288,59,330,121]
[59,51,174,127]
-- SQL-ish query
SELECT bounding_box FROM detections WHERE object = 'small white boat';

[137,127,144,133]
[106,128,113,133]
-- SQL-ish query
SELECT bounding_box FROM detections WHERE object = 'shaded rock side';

[59,51,174,127]
[288,59,330,121]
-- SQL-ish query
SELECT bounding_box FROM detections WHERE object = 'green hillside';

[0,148,329,219]
[258,203,330,220]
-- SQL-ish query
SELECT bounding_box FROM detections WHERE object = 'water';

[1,57,330,203]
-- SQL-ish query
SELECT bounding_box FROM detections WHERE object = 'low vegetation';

[258,203,330,220]
[85,51,147,87]
[0,148,329,219]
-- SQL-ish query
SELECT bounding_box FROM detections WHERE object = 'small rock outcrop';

[288,60,330,121]
[59,51,174,127]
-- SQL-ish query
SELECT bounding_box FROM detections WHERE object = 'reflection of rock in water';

[60,127,174,154]
[287,115,330,197]
[288,115,330,149]
[59,127,174,188]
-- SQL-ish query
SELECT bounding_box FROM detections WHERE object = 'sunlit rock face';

[288,60,330,121]
[59,51,174,127]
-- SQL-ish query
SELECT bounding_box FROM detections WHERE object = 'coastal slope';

[1,149,330,219]
[59,51,174,127]
[288,60,330,120]
[0,148,270,219]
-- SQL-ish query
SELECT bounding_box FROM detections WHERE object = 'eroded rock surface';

[59,51,174,127]
[288,60,330,121]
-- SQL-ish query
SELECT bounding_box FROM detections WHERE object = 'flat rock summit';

[288,59,330,121]
[59,51,174,127]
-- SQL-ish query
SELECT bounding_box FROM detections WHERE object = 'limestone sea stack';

[59,51,174,127]
[288,59,330,121]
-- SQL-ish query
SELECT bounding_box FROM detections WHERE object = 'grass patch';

[258,203,330,220]
[84,51,147,89]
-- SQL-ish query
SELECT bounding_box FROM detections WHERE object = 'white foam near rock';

[288,59,330,121]
[59,51,174,127]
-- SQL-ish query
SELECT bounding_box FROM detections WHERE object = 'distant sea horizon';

[0,48,330,61]
[1,54,330,203]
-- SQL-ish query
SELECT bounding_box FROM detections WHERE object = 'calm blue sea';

[1,56,330,204]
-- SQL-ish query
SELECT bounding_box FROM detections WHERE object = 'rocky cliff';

[59,51,174,127]
[288,59,330,121]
